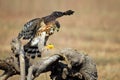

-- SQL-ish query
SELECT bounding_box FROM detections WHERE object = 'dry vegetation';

[0,0,120,80]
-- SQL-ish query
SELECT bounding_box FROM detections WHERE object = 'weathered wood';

[55,48,98,80]
[0,57,20,80]
[0,40,98,80]
[27,54,64,80]
[11,38,26,80]
[19,51,26,80]
[0,48,98,80]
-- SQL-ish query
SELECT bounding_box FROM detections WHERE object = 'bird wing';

[42,10,74,24]
[18,10,74,40]
[18,18,41,40]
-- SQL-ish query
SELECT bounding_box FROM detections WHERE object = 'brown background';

[0,0,120,80]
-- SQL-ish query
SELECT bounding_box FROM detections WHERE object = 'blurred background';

[0,0,120,80]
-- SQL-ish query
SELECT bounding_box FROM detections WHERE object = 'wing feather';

[18,18,41,40]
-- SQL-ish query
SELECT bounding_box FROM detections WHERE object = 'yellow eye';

[45,44,54,49]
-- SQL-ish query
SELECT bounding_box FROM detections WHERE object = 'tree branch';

[0,57,20,80]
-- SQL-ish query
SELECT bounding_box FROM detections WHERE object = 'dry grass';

[0,0,120,80]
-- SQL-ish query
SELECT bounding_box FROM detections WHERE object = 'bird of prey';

[17,10,74,58]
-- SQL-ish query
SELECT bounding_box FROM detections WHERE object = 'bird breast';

[31,32,46,46]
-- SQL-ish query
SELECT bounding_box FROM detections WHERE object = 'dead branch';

[11,38,27,80]
[27,54,64,80]
[56,48,98,80]
[19,51,26,80]
[26,48,98,80]
[0,57,20,80]
[0,48,98,80]
[0,37,98,80]
[0,54,64,80]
